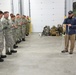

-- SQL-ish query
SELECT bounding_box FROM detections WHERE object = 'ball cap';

[68,11,73,14]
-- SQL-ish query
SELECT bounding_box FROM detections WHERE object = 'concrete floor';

[0,33,76,75]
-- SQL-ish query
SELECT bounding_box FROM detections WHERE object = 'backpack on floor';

[42,26,50,36]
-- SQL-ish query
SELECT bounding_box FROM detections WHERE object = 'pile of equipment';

[42,24,63,36]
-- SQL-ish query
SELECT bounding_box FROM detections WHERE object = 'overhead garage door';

[30,0,65,32]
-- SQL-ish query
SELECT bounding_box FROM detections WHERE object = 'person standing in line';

[15,14,22,43]
[0,11,7,62]
[26,16,31,36]
[10,15,18,49]
[2,11,17,55]
[21,15,27,41]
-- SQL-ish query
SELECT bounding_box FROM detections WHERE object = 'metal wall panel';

[0,0,12,13]
[65,0,73,16]
[30,0,65,32]
[23,0,29,16]
[12,0,20,15]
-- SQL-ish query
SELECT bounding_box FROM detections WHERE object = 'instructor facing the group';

[62,11,76,54]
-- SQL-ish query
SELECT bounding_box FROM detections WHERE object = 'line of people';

[0,11,31,62]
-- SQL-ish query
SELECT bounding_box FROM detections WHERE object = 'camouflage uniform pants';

[26,23,30,34]
[12,28,17,43]
[4,30,15,52]
[0,32,4,56]
[22,25,26,39]
[16,26,22,40]
[0,42,4,56]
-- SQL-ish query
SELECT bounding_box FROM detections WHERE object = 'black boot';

[6,51,12,55]
[1,55,7,58]
[26,33,29,36]
[13,44,18,49]
[0,58,4,62]
[69,51,73,54]
[61,50,68,53]
[22,38,25,41]
[11,50,17,53]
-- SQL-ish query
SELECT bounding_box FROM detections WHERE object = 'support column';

[65,0,73,16]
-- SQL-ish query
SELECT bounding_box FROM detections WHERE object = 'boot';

[11,50,17,53]
[13,44,18,49]
[0,58,4,62]
[1,55,7,58]
[22,38,25,41]
[69,50,73,54]
[6,51,12,55]
[61,50,68,53]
